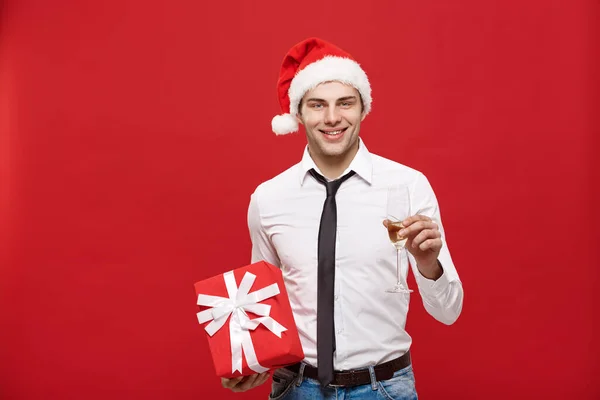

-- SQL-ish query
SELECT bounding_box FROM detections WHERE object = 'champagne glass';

[385,185,413,293]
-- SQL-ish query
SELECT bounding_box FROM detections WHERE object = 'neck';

[309,142,359,180]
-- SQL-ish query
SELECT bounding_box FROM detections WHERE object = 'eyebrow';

[305,96,358,103]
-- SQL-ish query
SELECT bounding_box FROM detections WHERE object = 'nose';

[324,106,342,125]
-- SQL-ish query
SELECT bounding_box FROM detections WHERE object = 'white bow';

[196,270,287,374]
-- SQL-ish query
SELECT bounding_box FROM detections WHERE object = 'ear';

[361,111,367,122]
[296,114,304,126]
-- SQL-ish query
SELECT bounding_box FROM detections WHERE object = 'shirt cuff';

[418,263,452,297]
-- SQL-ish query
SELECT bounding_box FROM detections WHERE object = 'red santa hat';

[271,37,372,135]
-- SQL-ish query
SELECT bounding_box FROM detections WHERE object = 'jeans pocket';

[377,365,417,400]
[269,370,297,400]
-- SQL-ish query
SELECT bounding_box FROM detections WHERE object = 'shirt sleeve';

[408,172,464,325]
[247,189,281,267]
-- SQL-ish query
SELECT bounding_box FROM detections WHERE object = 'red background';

[1,0,598,399]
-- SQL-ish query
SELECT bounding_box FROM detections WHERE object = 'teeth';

[324,130,342,135]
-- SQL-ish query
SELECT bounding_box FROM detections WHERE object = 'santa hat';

[271,37,372,135]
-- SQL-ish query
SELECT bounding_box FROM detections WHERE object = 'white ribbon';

[196,270,287,374]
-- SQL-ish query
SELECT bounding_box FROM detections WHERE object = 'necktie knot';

[309,169,356,197]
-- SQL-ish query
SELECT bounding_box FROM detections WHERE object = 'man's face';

[297,81,366,162]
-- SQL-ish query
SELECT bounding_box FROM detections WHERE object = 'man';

[222,37,463,399]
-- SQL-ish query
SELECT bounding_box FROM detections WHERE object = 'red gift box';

[194,261,305,378]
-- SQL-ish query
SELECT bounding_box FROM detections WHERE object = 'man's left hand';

[384,215,443,280]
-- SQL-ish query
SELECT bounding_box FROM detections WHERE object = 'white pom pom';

[271,114,299,135]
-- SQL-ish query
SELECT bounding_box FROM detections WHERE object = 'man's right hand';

[221,372,271,392]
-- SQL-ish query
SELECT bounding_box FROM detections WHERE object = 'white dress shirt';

[247,139,463,371]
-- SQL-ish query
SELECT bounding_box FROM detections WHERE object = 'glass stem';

[397,249,401,284]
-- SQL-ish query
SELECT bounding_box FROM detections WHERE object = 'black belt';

[284,351,411,387]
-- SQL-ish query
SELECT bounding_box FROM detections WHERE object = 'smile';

[320,128,347,136]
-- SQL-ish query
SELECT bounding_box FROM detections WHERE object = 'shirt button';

[334,295,339,301]
[337,329,342,334]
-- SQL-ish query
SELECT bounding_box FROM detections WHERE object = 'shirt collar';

[299,138,373,185]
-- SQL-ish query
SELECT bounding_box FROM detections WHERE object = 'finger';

[222,376,244,389]
[400,221,437,238]
[411,229,441,249]
[382,219,390,228]
[255,371,271,387]
[418,238,443,252]
[235,373,261,392]
[230,375,254,392]
[228,375,254,392]
[402,215,431,226]
[238,374,260,392]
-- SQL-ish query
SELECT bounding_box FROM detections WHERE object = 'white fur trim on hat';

[271,113,299,135]
[289,56,372,118]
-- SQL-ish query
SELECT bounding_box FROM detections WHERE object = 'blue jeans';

[268,363,418,400]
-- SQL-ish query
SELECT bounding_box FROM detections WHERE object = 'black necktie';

[309,168,356,387]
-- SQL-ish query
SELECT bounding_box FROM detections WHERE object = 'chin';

[321,145,350,158]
